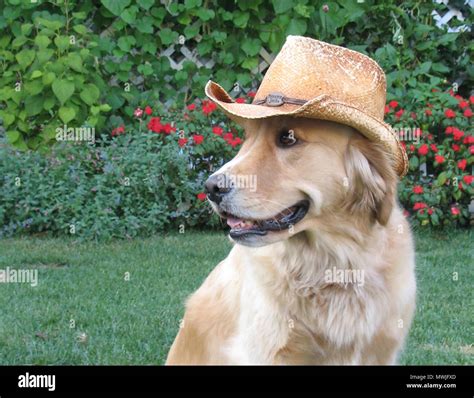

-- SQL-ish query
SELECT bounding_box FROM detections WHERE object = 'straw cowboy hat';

[205,35,408,177]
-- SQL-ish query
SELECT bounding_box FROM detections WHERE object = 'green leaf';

[54,36,70,51]
[31,70,43,79]
[138,0,154,10]
[15,49,35,70]
[121,6,138,24]
[233,11,249,28]
[25,95,43,116]
[0,113,14,127]
[52,79,75,105]
[101,0,131,16]
[117,36,136,52]
[42,72,56,85]
[436,172,448,186]
[272,0,293,14]
[286,18,307,36]
[409,155,419,171]
[6,130,20,143]
[67,53,84,72]
[242,38,261,56]
[80,84,100,105]
[159,28,178,45]
[58,107,76,123]
[43,97,55,111]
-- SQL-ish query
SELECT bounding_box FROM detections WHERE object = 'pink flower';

[134,107,143,118]
[111,125,125,136]
[450,206,460,216]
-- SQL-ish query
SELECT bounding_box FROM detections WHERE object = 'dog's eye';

[278,129,297,147]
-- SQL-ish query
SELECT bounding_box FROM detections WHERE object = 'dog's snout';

[205,174,232,204]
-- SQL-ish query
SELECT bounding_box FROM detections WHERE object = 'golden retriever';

[166,117,416,365]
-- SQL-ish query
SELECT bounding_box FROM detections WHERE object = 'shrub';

[0,0,471,150]
[0,88,471,240]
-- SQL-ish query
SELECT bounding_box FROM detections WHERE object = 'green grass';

[0,230,472,365]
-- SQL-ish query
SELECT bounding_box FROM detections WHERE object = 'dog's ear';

[343,136,397,225]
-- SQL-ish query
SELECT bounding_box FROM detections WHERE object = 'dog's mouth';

[221,200,309,238]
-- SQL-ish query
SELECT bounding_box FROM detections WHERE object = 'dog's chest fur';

[223,237,399,365]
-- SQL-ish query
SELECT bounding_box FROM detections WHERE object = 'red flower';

[470,95,474,104]
[193,134,204,145]
[230,137,242,147]
[459,100,469,109]
[395,109,404,118]
[247,91,256,98]
[384,105,390,114]
[412,186,423,194]
[223,132,233,143]
[389,100,398,109]
[145,106,152,115]
[147,117,163,133]
[212,126,224,136]
[418,144,429,156]
[427,208,433,215]
[450,206,460,216]
[470,146,474,155]
[134,107,143,118]
[463,175,474,185]
[163,123,176,135]
[202,100,217,115]
[463,108,472,118]
[409,144,415,152]
[111,125,125,136]
[435,155,445,164]
[187,103,196,111]
[444,109,456,118]
[445,126,453,134]
[452,144,460,152]
[197,192,207,201]
[427,134,433,140]
[410,112,417,120]
[413,202,427,211]
[178,138,188,147]
[453,129,464,141]
[425,109,432,116]
[463,135,474,145]
[235,98,246,104]
[430,144,438,153]
[457,159,467,171]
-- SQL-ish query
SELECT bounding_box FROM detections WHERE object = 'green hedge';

[0,86,472,240]
[0,0,472,150]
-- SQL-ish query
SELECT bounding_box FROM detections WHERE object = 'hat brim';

[205,80,408,177]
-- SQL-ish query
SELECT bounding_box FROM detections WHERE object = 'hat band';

[253,92,307,107]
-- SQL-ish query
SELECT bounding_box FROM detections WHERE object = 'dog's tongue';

[226,216,244,229]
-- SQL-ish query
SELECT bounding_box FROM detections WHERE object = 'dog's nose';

[204,174,232,204]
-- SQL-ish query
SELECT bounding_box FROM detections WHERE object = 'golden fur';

[166,118,416,365]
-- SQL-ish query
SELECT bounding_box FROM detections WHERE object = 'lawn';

[0,229,472,365]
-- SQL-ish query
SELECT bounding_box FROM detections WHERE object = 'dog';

[166,37,416,365]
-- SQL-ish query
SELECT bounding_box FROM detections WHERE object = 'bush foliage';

[0,0,472,150]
